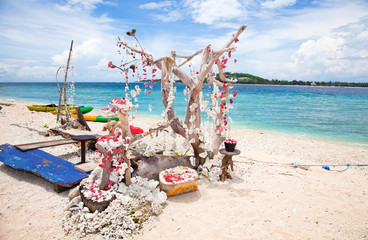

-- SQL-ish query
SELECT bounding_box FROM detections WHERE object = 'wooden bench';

[15,138,78,151]
[0,144,89,192]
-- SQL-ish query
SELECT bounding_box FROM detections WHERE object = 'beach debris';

[63,175,167,239]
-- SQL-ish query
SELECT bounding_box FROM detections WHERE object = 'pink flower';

[99,162,106,168]
[225,138,237,144]
[234,59,237,63]
[146,90,152,94]
[108,61,113,68]
[233,90,237,97]
[234,38,239,43]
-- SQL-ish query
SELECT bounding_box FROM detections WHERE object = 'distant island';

[145,72,368,87]
[215,72,368,87]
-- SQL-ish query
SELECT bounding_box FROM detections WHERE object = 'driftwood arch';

[114,25,247,167]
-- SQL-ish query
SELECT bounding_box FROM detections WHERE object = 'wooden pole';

[63,40,73,120]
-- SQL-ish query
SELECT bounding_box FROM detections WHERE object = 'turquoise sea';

[1,82,368,145]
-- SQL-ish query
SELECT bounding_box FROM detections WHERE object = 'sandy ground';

[0,98,367,240]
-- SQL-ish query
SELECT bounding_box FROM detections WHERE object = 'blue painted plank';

[0,144,88,187]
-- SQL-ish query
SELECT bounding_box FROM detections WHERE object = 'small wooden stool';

[71,135,96,164]
[219,148,241,182]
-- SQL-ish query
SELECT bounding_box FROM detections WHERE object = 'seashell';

[68,186,80,200]
[85,213,95,220]
[69,206,80,211]
[71,196,81,204]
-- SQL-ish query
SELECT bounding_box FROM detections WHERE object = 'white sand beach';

[0,98,367,240]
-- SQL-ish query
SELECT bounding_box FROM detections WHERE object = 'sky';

[0,0,367,83]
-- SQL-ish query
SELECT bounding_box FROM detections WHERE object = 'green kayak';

[27,105,93,114]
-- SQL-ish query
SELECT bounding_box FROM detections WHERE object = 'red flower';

[230,99,233,104]
[99,162,106,168]
[130,125,144,134]
[234,38,239,43]
[233,90,237,97]
[146,90,152,94]
[223,72,227,77]
[144,82,148,87]
[222,83,227,89]
[108,61,114,68]
[228,51,231,58]
[151,80,154,83]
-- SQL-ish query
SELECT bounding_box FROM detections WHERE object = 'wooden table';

[219,148,241,182]
[71,135,96,164]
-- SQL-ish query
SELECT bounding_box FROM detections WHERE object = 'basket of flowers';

[159,166,198,197]
[224,138,237,152]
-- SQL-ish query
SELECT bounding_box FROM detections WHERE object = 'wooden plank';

[14,138,78,151]
[74,162,99,173]
[0,144,88,191]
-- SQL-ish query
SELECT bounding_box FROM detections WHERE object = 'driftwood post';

[56,40,73,123]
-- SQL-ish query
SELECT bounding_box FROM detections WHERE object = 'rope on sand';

[292,163,368,172]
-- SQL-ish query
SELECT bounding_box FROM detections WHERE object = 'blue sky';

[0,0,367,82]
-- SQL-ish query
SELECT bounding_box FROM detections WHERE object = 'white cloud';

[57,0,113,11]
[52,38,102,65]
[262,0,296,9]
[152,10,183,22]
[139,1,174,10]
[184,0,243,24]
[295,37,345,62]
[88,58,109,70]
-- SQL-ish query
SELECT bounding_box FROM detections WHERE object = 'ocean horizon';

[1,82,368,145]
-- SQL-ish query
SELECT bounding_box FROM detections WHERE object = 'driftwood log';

[133,155,193,181]
[74,106,91,131]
